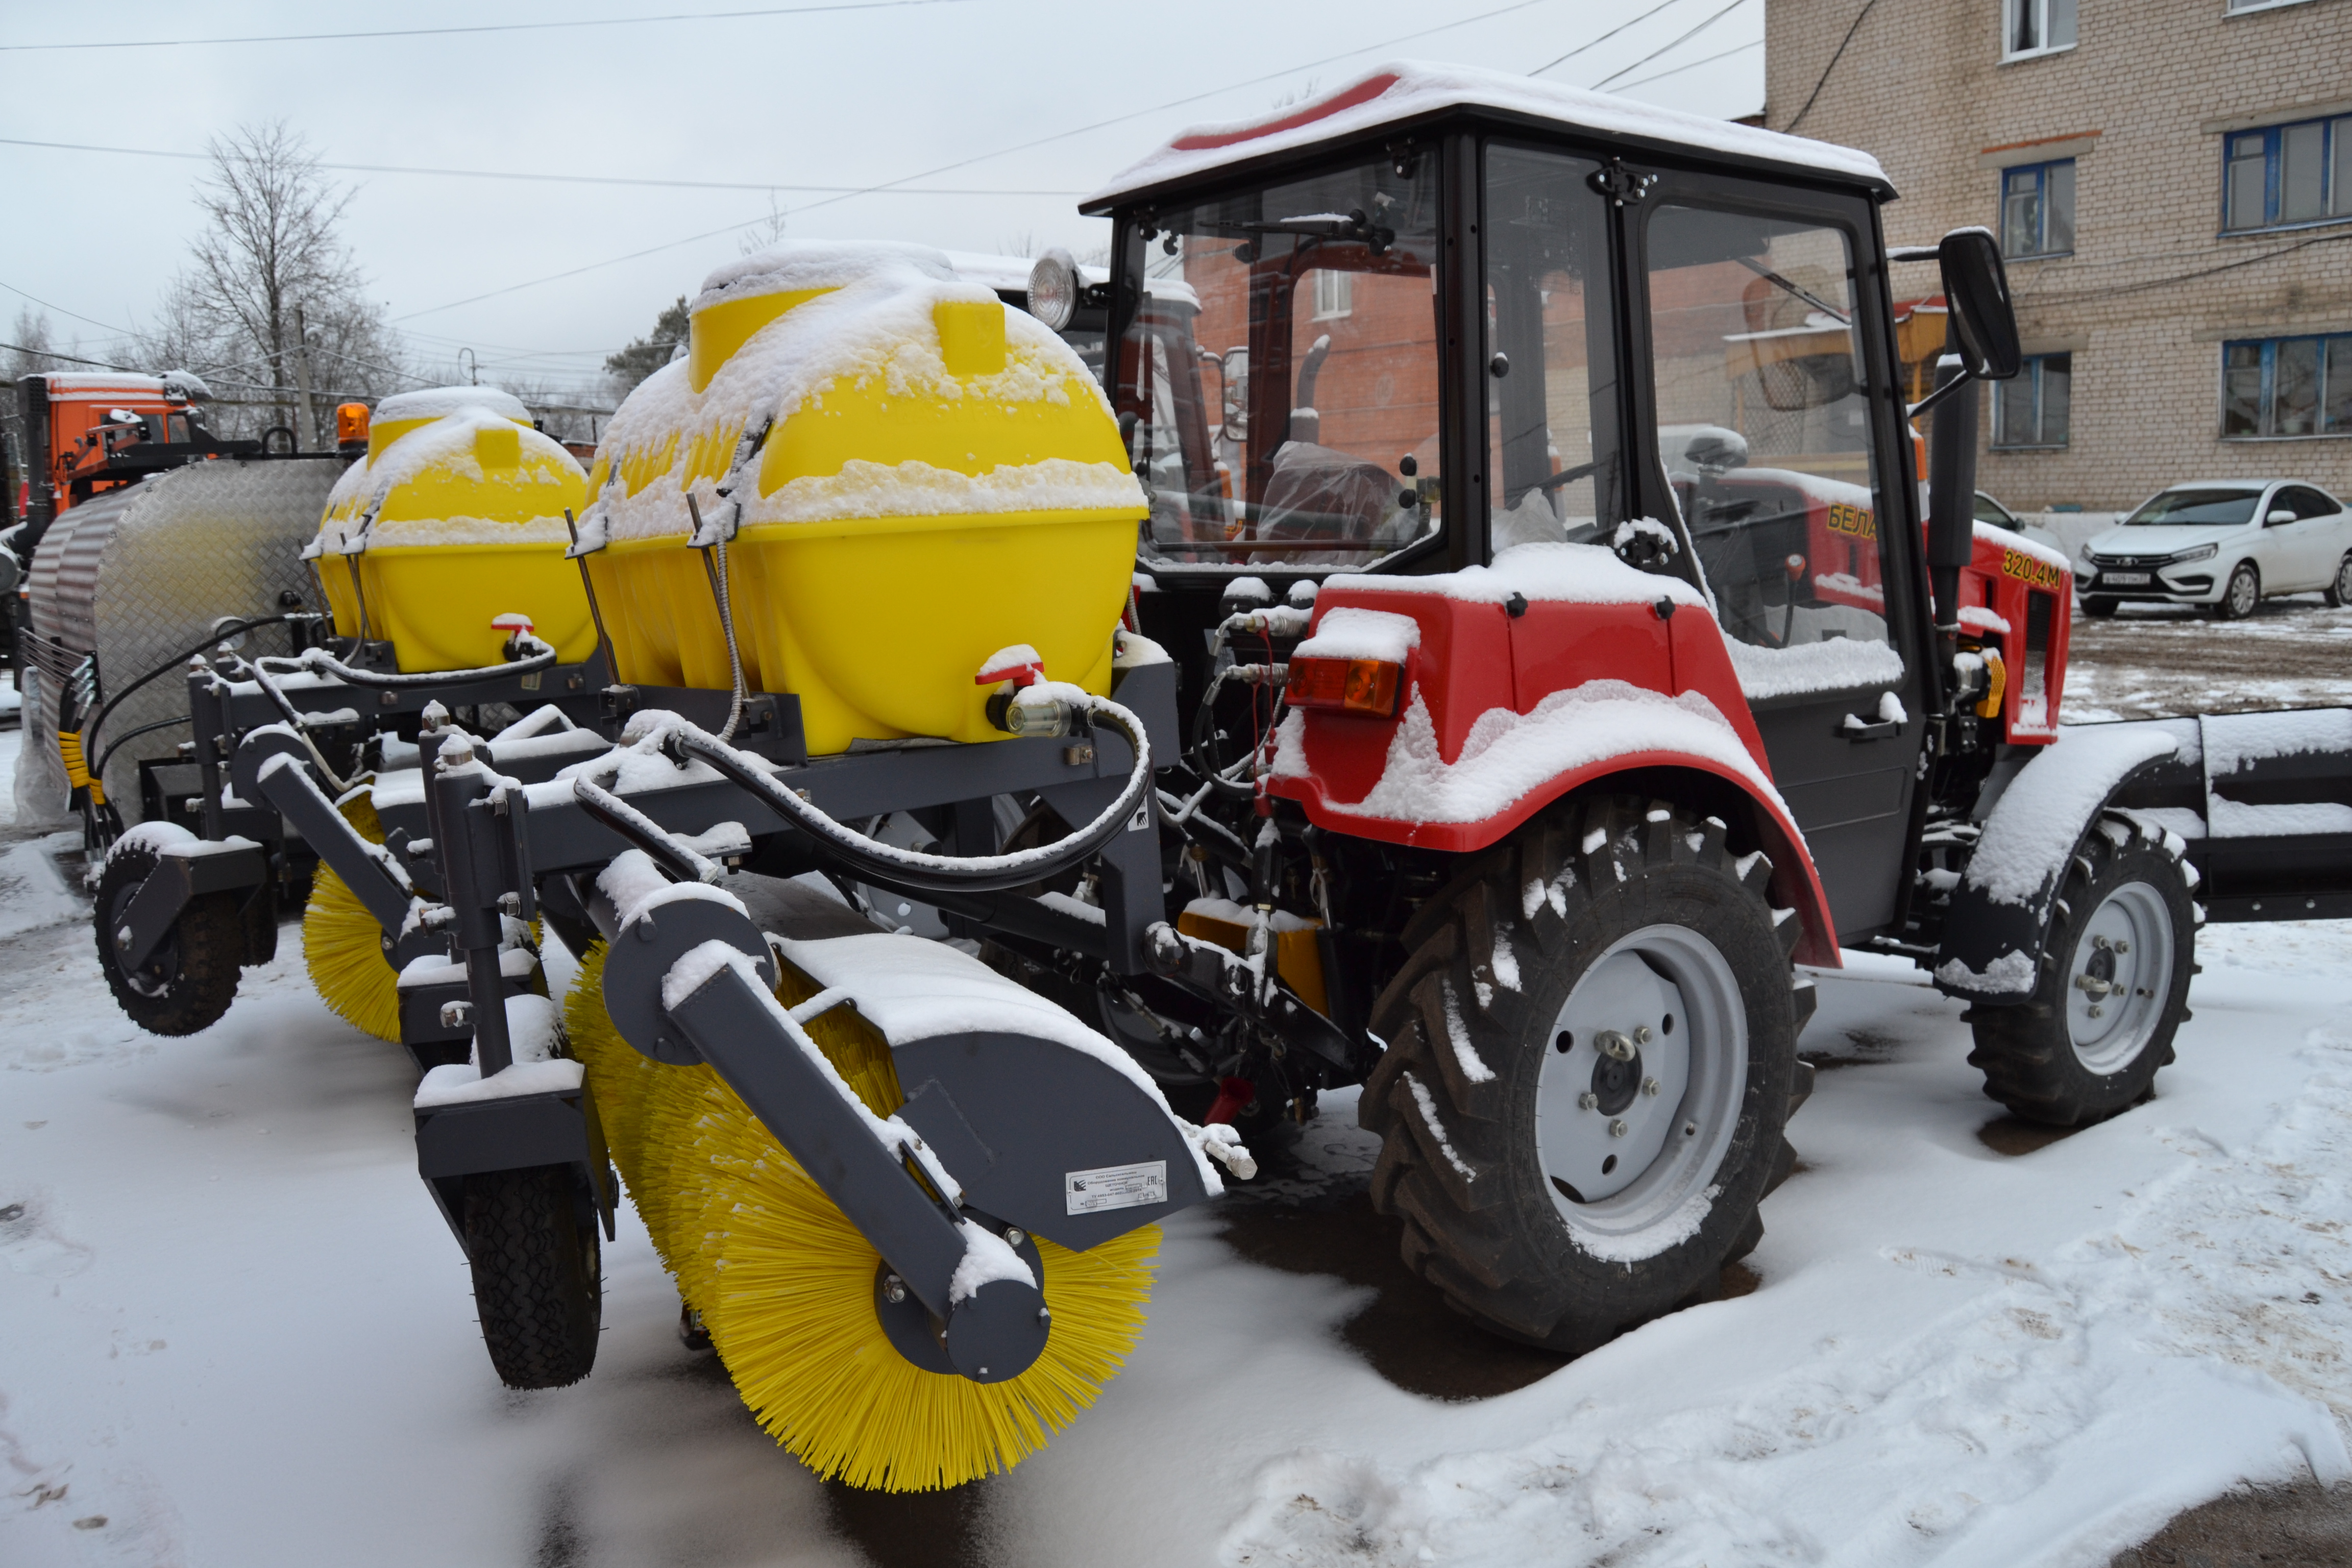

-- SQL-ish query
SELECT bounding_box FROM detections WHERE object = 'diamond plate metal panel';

[20,457,341,821]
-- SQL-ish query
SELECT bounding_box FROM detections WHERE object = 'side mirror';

[2268,508,2297,526]
[1939,229,2022,382]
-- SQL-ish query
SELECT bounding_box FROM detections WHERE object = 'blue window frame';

[2223,334,2352,437]
[2223,114,2352,232]
[1994,353,2072,448]
[2000,160,2076,258]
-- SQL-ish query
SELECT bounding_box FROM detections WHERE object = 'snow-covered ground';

[7,718,2352,1564]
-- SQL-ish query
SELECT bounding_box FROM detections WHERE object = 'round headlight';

[1027,247,1079,332]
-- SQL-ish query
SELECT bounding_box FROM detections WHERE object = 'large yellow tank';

[313,387,594,672]
[577,242,1146,755]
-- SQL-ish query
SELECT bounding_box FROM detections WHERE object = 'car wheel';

[2326,553,2352,609]
[2215,561,2260,621]
[2082,596,2118,619]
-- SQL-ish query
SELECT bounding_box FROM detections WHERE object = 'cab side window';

[1640,203,1904,697]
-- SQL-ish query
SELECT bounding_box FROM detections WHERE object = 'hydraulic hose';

[78,613,297,776]
[661,698,1154,895]
[272,634,557,691]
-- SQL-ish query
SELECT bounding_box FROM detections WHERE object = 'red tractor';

[1068,63,2320,1351]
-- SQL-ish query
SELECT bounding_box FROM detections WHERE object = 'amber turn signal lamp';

[1285,655,1402,718]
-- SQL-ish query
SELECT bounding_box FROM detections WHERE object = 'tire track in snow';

[1221,1030,2352,1568]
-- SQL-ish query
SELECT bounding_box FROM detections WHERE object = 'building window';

[2226,0,2320,12]
[2001,160,2076,257]
[1311,269,1353,320]
[1994,353,2072,447]
[2003,0,2077,58]
[2223,334,2352,437]
[2223,114,2352,231]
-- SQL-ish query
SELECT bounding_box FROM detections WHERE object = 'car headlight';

[2166,543,2218,565]
[1026,248,1079,332]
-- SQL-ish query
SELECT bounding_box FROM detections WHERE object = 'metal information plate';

[1065,1159,1168,1215]
[2102,572,2152,586]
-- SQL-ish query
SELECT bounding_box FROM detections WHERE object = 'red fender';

[1269,574,1840,967]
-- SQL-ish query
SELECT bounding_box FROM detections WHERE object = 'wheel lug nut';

[1634,1025,1652,1045]
[2114,940,2129,954]
[2087,1003,2103,1018]
[1578,1091,1599,1111]
[1609,1118,1629,1138]
[1642,1077,1660,1096]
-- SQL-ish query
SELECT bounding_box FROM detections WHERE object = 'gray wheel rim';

[2336,556,2352,601]
[2065,880,2175,1074]
[1534,924,1747,1252]
[2229,567,2258,616]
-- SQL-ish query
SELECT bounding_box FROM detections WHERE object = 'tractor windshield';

[1114,154,1443,573]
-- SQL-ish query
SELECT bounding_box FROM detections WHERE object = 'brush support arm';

[653,940,1052,1384]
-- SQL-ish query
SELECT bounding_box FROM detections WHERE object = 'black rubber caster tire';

[465,1164,602,1389]
[93,840,243,1036]
[1967,812,2196,1127]
[1359,795,1802,1355]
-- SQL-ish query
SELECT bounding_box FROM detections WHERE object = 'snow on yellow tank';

[576,242,1145,755]
[312,387,593,672]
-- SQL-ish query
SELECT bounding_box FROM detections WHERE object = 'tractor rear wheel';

[1966,811,2195,1126]
[93,841,243,1037]
[1360,796,1802,1355]
[464,1163,602,1389]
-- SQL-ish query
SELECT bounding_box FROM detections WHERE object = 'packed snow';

[1291,606,1421,664]
[8,677,2352,1564]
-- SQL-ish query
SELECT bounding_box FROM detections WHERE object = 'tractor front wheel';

[1360,796,1802,1354]
[464,1163,602,1389]
[1966,812,2195,1126]
[93,841,243,1036]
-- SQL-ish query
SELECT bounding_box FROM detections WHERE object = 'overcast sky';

[0,0,1766,404]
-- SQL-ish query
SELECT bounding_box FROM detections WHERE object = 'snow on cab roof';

[1085,60,1890,211]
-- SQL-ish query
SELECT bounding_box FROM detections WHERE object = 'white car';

[2078,480,2352,619]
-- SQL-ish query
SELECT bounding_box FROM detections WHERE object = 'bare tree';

[737,195,791,257]
[5,306,59,380]
[169,121,407,444]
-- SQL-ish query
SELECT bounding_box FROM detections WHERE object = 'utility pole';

[292,304,320,453]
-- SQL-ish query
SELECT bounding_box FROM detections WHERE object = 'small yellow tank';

[313,387,594,672]
[578,242,1145,755]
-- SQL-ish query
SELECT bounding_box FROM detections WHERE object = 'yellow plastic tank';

[577,242,1145,755]
[313,387,594,672]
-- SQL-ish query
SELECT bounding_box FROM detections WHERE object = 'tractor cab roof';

[1082,59,1894,215]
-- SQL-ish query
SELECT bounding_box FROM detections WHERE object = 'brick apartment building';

[1764,0,2352,512]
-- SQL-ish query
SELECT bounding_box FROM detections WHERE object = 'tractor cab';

[1088,61,2034,943]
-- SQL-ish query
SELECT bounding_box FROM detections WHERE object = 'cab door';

[1625,172,1930,941]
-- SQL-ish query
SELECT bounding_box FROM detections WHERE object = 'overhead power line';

[1531,0,1693,76]
[1589,0,1751,91]
[395,0,1574,321]
[0,135,1081,197]
[0,0,980,52]
[1609,35,1761,93]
